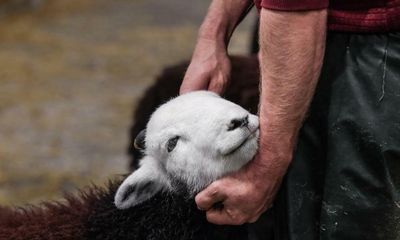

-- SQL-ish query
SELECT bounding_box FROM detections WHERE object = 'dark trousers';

[250,32,400,240]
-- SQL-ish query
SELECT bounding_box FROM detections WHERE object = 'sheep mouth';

[224,130,258,156]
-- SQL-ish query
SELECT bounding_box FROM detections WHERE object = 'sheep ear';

[134,129,146,150]
[114,157,168,209]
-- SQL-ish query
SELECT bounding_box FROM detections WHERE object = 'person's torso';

[329,0,400,32]
[254,0,400,32]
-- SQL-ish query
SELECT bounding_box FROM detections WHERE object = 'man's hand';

[179,0,253,95]
[180,39,231,95]
[195,152,289,225]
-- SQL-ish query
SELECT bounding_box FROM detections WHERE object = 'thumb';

[195,183,227,211]
[207,77,227,95]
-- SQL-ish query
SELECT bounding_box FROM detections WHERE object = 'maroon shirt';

[254,0,400,32]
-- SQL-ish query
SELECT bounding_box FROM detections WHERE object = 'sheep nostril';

[242,115,249,127]
[228,115,249,131]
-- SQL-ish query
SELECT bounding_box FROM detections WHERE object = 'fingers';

[180,69,228,95]
[206,209,235,225]
[195,183,227,211]
[248,215,260,223]
[248,203,272,223]
[202,196,271,225]
[196,182,261,225]
[207,75,228,95]
[180,77,225,95]
[206,208,247,225]
[207,80,225,95]
[206,207,265,225]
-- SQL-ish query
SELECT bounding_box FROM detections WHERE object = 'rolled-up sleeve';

[254,0,329,11]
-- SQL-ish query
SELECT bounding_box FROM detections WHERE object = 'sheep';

[125,55,273,238]
[0,90,260,240]
[115,91,259,209]
[128,55,260,170]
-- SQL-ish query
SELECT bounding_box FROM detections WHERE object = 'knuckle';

[206,213,213,222]
[226,210,246,225]
[195,195,205,206]
[248,215,260,223]
[206,212,219,224]
[234,217,247,225]
[208,183,220,195]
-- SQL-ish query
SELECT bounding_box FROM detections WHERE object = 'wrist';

[246,150,291,188]
[191,36,228,64]
[195,34,227,53]
[249,127,296,175]
[257,104,303,152]
[198,22,229,48]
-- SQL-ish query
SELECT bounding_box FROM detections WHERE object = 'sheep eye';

[166,136,179,153]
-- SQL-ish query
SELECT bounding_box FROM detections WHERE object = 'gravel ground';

[0,0,255,205]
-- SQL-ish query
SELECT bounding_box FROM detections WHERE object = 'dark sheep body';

[0,181,247,240]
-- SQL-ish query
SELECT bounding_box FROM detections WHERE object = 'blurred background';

[0,0,256,205]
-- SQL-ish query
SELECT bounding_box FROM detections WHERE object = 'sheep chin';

[221,129,259,169]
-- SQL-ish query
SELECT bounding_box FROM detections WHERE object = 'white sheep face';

[115,91,259,209]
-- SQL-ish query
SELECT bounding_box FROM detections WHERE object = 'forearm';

[255,9,327,170]
[198,0,253,46]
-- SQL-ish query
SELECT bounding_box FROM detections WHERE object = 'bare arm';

[255,8,327,177]
[195,8,327,225]
[179,0,253,94]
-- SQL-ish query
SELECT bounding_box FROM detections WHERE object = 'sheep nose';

[228,115,249,131]
[242,115,249,127]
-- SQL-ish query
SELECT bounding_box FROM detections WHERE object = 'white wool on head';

[115,91,259,209]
